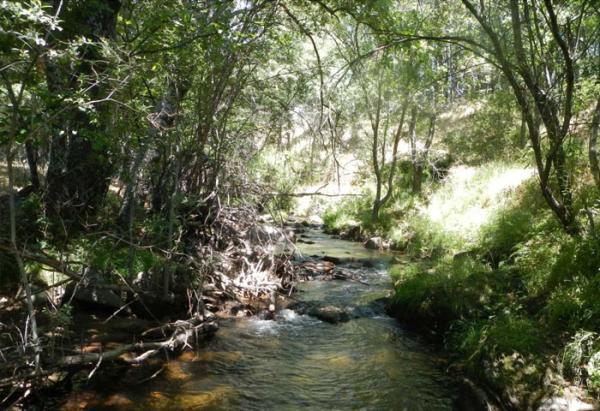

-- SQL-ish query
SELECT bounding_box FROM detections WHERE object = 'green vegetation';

[1,0,599,408]
[324,165,600,404]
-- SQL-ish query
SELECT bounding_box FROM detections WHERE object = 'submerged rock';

[308,305,351,324]
[297,238,316,245]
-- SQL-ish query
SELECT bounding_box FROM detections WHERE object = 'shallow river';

[68,228,459,410]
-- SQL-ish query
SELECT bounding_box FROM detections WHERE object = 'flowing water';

[66,228,459,410]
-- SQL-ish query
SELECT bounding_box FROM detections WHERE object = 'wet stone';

[308,305,351,324]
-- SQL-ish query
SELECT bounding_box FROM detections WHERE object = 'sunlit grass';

[418,162,534,247]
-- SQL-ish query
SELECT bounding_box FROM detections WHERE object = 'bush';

[451,316,544,365]
[84,237,162,279]
[402,214,461,258]
[546,286,585,333]
[384,160,600,398]
[391,257,494,332]
[561,331,600,386]
[588,351,600,395]
[478,179,552,258]
[322,193,373,232]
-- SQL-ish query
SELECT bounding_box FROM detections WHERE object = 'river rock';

[308,305,351,324]
[322,255,342,264]
[340,225,363,241]
[67,286,123,310]
[297,238,316,245]
[361,259,376,268]
[365,237,384,250]
[297,260,335,276]
[257,310,274,320]
[64,268,123,310]
[286,230,296,243]
[298,217,323,228]
[537,397,596,411]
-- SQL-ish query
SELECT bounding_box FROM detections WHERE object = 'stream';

[64,227,460,410]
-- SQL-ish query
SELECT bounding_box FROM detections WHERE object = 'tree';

[0,0,62,372]
[454,0,596,234]
[351,45,408,223]
[44,0,121,227]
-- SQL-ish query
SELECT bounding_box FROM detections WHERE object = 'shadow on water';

[63,228,462,411]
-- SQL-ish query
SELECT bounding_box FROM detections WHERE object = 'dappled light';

[1,1,599,410]
[422,164,535,242]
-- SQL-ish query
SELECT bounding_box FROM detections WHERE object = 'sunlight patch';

[421,164,534,243]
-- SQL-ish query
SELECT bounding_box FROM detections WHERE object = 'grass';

[326,161,600,405]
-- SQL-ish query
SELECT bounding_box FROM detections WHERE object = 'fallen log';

[59,318,218,366]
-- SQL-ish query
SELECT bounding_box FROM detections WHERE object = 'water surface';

[65,228,458,410]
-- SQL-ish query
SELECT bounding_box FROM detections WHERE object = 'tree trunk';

[519,109,527,149]
[371,200,381,223]
[408,107,420,194]
[380,104,407,205]
[589,98,600,189]
[6,129,40,372]
[413,112,436,195]
[461,0,579,234]
[44,0,121,226]
[25,141,40,189]
[369,77,384,223]
[119,78,189,223]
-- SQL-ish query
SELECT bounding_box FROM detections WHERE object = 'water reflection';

[64,229,457,410]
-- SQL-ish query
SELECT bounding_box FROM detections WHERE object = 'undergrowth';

[324,162,600,403]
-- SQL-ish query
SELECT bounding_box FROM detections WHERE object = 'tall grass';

[388,161,600,402]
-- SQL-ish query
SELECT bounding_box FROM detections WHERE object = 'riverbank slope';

[320,162,600,410]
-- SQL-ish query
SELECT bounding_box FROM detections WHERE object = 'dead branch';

[59,318,217,366]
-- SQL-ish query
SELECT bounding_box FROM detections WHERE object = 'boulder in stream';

[322,255,342,264]
[365,237,384,250]
[64,268,123,310]
[67,286,123,310]
[340,225,363,242]
[537,395,596,411]
[308,305,351,324]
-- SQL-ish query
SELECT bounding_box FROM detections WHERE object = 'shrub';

[450,316,544,373]
[84,237,161,279]
[546,286,585,332]
[561,331,600,386]
[588,351,600,395]
[478,180,551,263]
[391,257,494,332]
